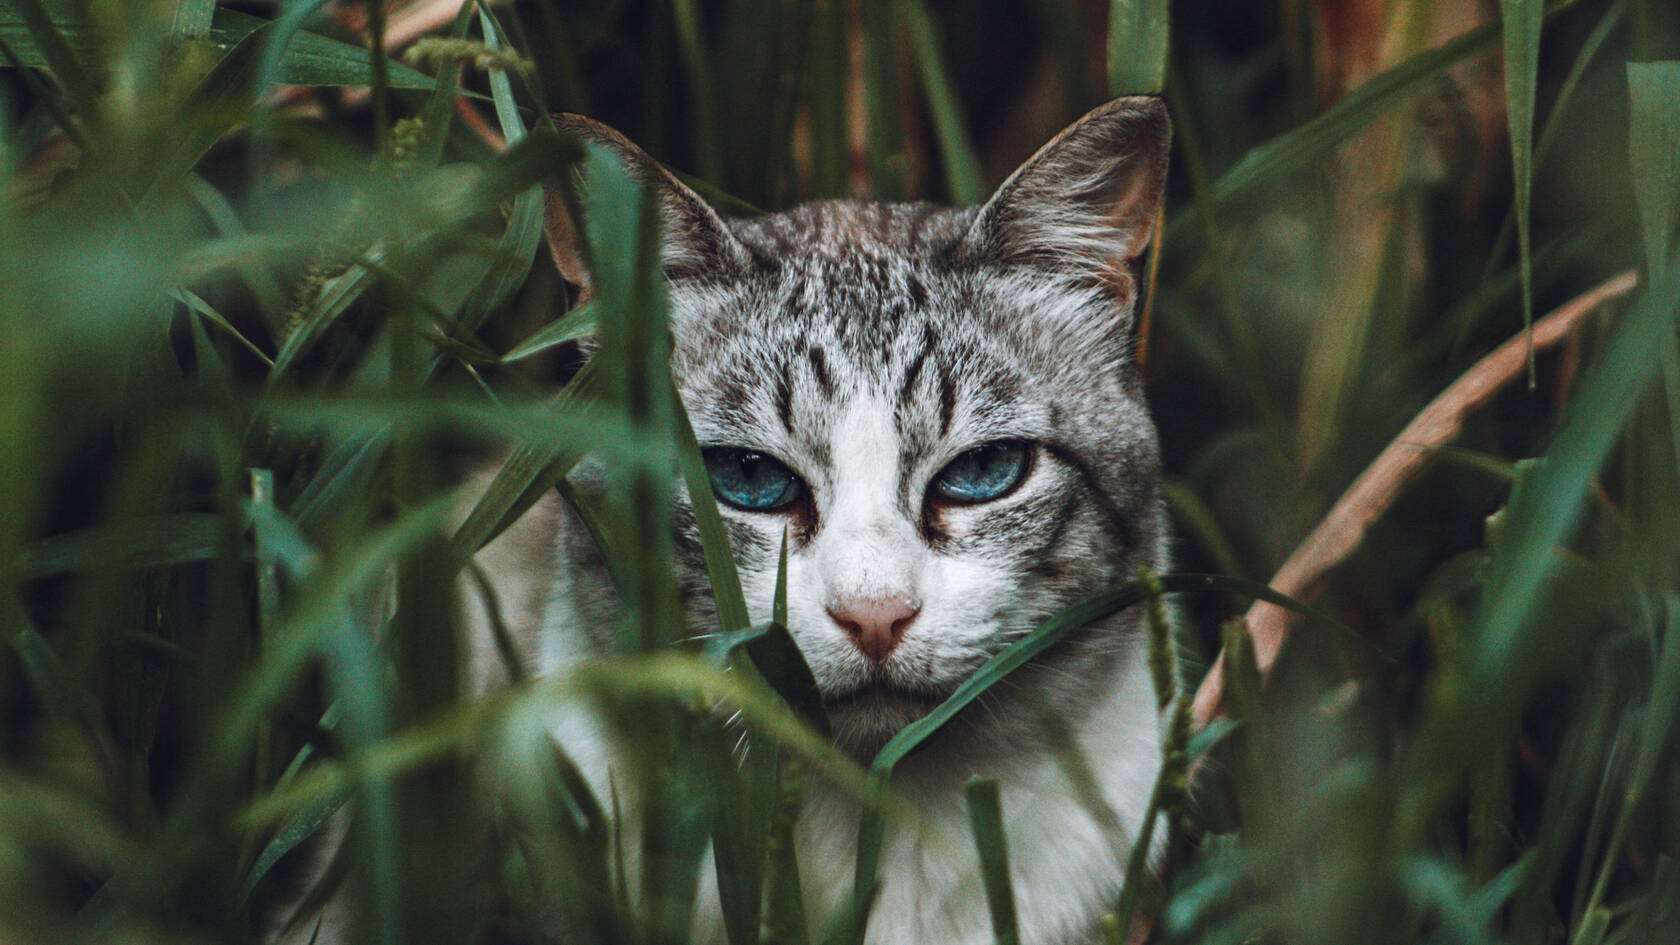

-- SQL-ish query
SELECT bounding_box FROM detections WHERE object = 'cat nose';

[827,596,920,663]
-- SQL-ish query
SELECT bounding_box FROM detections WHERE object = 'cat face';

[548,98,1172,758]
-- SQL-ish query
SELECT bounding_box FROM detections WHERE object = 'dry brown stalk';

[1191,269,1641,725]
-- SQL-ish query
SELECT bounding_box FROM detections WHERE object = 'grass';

[1,0,1678,944]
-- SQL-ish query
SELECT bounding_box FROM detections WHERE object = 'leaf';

[1107,0,1169,96]
[904,0,984,205]
[171,0,214,41]
[15,514,226,577]
[1627,61,1680,277]
[500,301,597,363]
[1500,0,1543,378]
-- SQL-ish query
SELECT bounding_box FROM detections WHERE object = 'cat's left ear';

[543,114,748,304]
[960,96,1169,306]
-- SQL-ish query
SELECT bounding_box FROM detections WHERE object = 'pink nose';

[827,597,920,663]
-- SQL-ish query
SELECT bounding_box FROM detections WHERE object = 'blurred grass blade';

[672,389,750,635]
[171,0,214,40]
[1500,0,1543,379]
[16,514,224,577]
[1568,597,1680,944]
[965,778,1020,945]
[861,0,903,200]
[671,0,724,183]
[174,289,274,366]
[413,0,478,170]
[1107,0,1169,95]
[1627,61,1680,276]
[215,8,435,89]
[904,0,984,205]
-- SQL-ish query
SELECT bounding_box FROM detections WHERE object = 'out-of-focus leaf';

[1627,61,1680,276]
[0,7,436,88]
[1108,0,1169,96]
[904,0,984,205]
[16,514,226,577]
[172,0,214,40]
[1500,0,1543,373]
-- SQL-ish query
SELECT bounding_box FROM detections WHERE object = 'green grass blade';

[965,778,1020,945]
[171,0,213,40]
[14,513,225,577]
[904,0,984,205]
[1107,0,1169,96]
[861,0,903,200]
[1480,0,1627,288]
[1500,0,1543,380]
[413,0,477,170]
[215,7,436,89]
[1627,61,1680,277]
[671,0,724,184]
[500,301,597,362]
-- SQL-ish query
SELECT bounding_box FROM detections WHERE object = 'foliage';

[0,1,1678,944]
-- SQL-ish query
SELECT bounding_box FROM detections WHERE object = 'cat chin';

[823,686,943,759]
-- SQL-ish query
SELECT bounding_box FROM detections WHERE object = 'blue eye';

[932,441,1031,504]
[704,448,805,511]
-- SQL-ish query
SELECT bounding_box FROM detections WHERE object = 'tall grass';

[1,1,1677,944]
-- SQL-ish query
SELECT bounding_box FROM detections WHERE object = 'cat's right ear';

[959,96,1169,309]
[542,115,747,303]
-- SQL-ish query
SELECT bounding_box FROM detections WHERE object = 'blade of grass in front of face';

[965,778,1020,945]
[903,0,983,205]
[835,574,1349,943]
[1107,0,1169,96]
[743,534,828,735]
[1499,0,1543,381]
[574,139,710,940]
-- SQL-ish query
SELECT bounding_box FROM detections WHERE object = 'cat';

[278,94,1172,945]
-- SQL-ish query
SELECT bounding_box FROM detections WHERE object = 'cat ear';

[960,96,1169,303]
[542,114,747,303]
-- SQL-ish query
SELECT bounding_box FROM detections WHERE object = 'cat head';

[547,98,1171,758]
